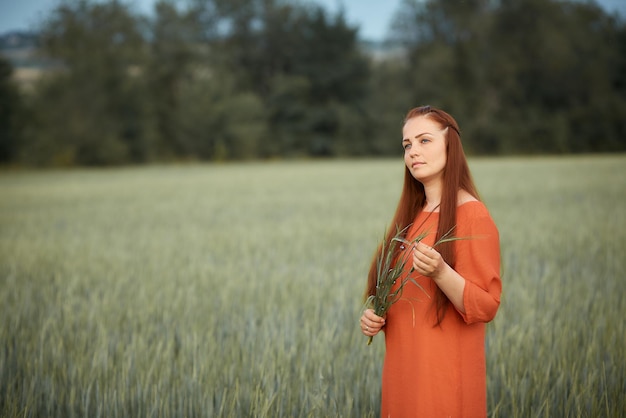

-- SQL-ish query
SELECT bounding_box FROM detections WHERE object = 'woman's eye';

[420,138,431,144]
[403,143,411,150]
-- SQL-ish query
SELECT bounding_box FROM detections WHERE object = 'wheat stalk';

[365,225,470,345]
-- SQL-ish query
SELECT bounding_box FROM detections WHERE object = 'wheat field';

[1,155,625,417]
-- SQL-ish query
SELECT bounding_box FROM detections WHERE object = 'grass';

[0,155,624,417]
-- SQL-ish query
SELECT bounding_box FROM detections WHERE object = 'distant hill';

[0,31,43,68]
[0,31,50,89]
[0,31,37,49]
[0,28,403,76]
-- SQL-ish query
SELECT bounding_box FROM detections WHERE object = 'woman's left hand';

[412,242,446,279]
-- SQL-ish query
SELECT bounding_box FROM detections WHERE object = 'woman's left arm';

[412,213,501,323]
[412,242,468,313]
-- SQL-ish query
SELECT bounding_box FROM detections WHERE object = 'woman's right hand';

[360,308,386,337]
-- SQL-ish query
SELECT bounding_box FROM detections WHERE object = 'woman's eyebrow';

[411,132,431,139]
[402,130,435,142]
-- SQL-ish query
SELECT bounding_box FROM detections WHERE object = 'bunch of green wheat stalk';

[365,225,465,345]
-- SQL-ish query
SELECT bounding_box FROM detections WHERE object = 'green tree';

[388,0,626,154]
[201,0,371,157]
[489,0,626,153]
[390,0,499,153]
[143,0,268,161]
[24,0,149,165]
[145,0,201,159]
[0,56,23,163]
[176,72,267,161]
[364,58,414,156]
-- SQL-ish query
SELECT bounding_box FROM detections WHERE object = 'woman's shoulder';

[456,190,486,209]
[457,189,479,207]
[456,193,498,235]
[456,191,492,220]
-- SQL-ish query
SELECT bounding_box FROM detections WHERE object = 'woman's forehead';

[403,116,442,135]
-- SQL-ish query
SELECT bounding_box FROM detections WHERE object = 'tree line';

[1,0,625,166]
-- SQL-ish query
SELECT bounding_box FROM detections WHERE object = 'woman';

[360,105,501,417]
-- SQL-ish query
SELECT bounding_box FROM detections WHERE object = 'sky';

[0,0,624,41]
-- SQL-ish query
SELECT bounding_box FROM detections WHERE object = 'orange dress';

[381,201,501,418]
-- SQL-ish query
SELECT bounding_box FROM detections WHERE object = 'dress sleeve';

[454,207,501,324]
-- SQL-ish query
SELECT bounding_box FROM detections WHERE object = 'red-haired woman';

[360,105,502,417]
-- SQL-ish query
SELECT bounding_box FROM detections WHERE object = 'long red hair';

[365,105,480,325]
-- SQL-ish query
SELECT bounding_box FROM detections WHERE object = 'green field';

[1,155,625,417]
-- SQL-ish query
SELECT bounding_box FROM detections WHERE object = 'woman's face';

[402,116,448,185]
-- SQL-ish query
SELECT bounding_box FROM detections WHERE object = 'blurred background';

[1,0,625,166]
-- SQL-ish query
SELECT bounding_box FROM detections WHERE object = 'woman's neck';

[423,182,442,212]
